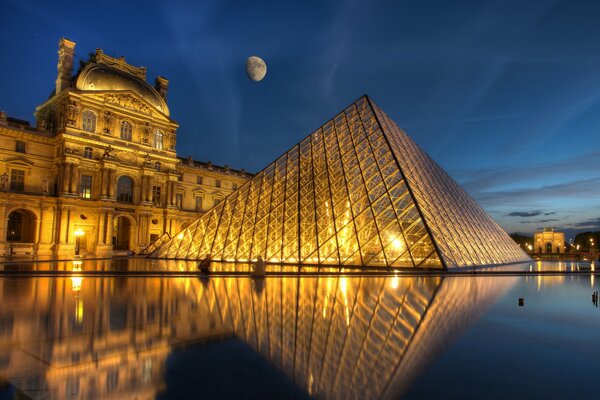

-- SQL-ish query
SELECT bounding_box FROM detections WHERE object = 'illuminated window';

[215,179,221,188]
[152,185,161,206]
[10,169,24,192]
[82,110,96,133]
[120,121,132,141]
[195,196,203,211]
[80,175,92,199]
[116,176,133,203]
[15,140,25,153]
[176,193,183,208]
[154,130,163,150]
[83,147,93,159]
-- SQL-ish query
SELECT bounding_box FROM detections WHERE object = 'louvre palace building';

[0,38,252,258]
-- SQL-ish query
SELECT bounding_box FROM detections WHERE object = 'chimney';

[55,38,76,95]
[155,76,169,100]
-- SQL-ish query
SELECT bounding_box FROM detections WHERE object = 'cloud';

[521,218,560,224]
[508,211,542,217]
[456,150,600,193]
[475,177,600,206]
[570,217,600,228]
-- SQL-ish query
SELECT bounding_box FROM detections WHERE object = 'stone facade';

[534,228,565,254]
[0,38,251,258]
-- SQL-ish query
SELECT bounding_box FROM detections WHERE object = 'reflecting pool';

[0,260,599,399]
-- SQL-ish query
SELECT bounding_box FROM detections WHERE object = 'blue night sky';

[1,0,600,239]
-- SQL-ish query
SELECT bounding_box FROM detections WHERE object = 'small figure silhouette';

[198,254,211,274]
[252,255,266,277]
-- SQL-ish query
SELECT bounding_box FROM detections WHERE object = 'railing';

[139,233,171,256]
[9,242,34,256]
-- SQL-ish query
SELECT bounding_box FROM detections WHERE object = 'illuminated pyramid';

[153,96,530,269]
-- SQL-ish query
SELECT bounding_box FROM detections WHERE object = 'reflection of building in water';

[0,272,514,399]
[534,228,565,254]
[0,274,230,399]
[197,275,515,399]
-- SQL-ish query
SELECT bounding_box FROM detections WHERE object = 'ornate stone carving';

[140,122,151,144]
[103,111,115,134]
[112,149,137,165]
[104,94,153,115]
[42,177,49,195]
[0,172,8,191]
[103,145,114,159]
[66,100,80,127]
[94,49,147,80]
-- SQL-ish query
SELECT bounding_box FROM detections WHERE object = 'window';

[80,175,92,199]
[176,193,183,209]
[197,176,203,185]
[215,179,221,188]
[232,183,238,190]
[195,196,203,211]
[154,162,161,172]
[120,121,132,141]
[83,147,93,159]
[152,185,161,206]
[213,198,221,206]
[82,110,96,133]
[10,169,25,192]
[15,140,25,153]
[116,176,133,203]
[154,130,163,150]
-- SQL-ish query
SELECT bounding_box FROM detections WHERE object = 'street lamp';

[74,229,85,256]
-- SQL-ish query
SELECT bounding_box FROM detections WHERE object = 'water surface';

[0,260,598,399]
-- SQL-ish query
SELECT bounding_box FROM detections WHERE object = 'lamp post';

[74,229,85,256]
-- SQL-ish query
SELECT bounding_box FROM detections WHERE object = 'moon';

[246,56,267,82]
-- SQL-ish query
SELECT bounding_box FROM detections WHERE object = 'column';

[108,170,116,198]
[0,203,6,244]
[62,164,70,194]
[35,206,43,244]
[70,164,79,194]
[147,178,153,203]
[100,169,107,197]
[170,182,175,206]
[97,209,106,245]
[106,210,114,246]
[140,176,148,202]
[58,207,69,244]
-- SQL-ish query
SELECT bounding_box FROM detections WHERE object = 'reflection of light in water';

[391,276,399,289]
[323,278,333,318]
[340,277,350,326]
[71,262,84,324]
[75,298,83,324]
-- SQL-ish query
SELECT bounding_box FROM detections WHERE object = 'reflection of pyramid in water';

[154,96,529,268]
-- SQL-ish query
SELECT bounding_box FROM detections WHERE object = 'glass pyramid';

[153,96,530,269]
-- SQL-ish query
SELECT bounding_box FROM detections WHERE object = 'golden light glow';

[74,228,85,237]
[155,96,529,269]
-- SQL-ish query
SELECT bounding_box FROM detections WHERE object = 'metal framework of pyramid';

[153,96,530,269]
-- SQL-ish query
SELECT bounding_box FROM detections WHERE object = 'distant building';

[534,228,565,253]
[0,38,252,258]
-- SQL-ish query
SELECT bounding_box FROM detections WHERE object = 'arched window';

[120,121,132,141]
[116,176,133,203]
[154,130,163,150]
[82,110,96,133]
